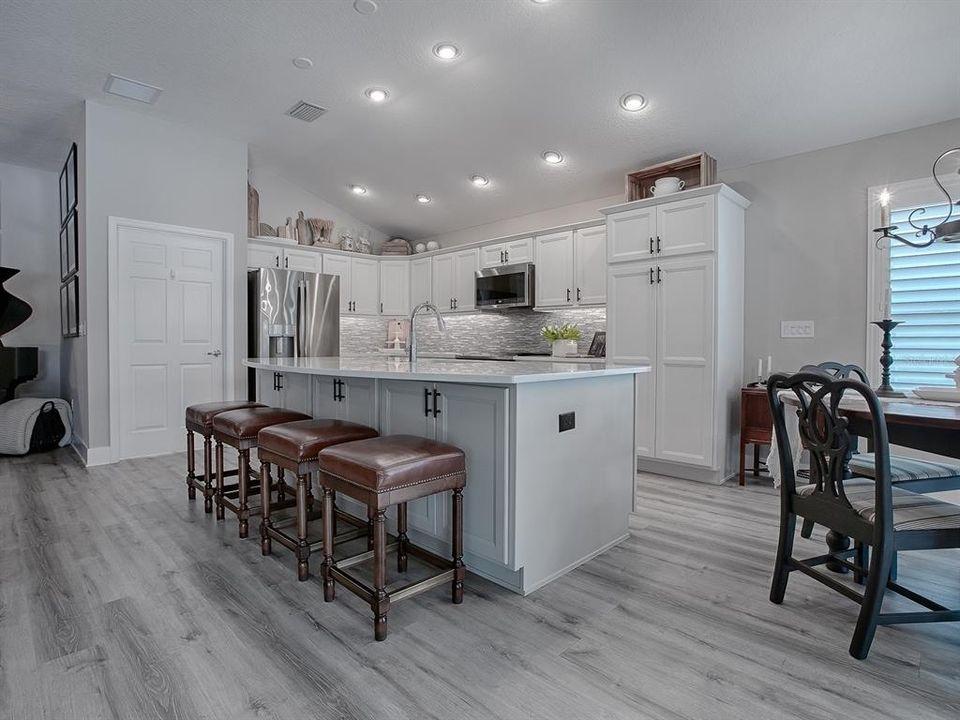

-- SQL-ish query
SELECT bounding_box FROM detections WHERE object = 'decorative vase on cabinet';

[551,340,578,357]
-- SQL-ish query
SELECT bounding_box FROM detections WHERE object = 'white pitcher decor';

[542,323,582,357]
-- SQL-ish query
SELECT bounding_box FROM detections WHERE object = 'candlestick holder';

[872,319,906,397]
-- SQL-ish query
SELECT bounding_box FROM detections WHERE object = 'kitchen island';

[244,356,649,595]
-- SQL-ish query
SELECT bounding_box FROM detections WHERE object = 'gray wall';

[76,101,248,453]
[724,117,960,378]
[0,161,61,397]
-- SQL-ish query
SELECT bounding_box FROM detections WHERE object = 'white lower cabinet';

[314,375,377,427]
[256,369,314,416]
[379,380,509,564]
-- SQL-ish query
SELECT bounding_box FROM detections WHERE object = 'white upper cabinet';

[573,226,607,306]
[480,237,534,268]
[379,260,410,316]
[322,253,352,313]
[282,247,323,273]
[656,194,715,256]
[607,207,656,263]
[535,230,575,307]
[350,257,380,315]
[432,254,455,311]
[248,242,281,269]
[410,256,433,307]
[452,249,479,311]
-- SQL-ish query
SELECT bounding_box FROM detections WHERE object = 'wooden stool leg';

[186,430,196,499]
[296,474,310,581]
[373,509,389,641]
[738,439,746,486]
[260,462,273,556]
[452,489,464,604]
[753,443,761,477]
[397,502,408,573]
[367,506,376,550]
[238,449,251,538]
[321,487,335,602]
[277,468,286,503]
[202,436,214,513]
[306,473,315,512]
[215,440,225,520]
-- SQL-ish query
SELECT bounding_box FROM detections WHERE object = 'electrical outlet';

[558,411,575,432]
[781,320,815,338]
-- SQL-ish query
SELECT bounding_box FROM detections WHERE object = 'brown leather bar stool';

[257,419,380,580]
[317,434,466,641]
[212,407,310,538]
[184,401,264,512]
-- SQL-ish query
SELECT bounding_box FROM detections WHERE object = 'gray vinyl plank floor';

[0,451,957,720]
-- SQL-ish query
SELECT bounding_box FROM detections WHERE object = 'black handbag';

[30,401,66,453]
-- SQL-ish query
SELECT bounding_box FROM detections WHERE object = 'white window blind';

[888,202,960,389]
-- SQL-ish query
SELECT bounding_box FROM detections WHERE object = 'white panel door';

[379,260,410,316]
[535,230,574,307]
[452,249,479,311]
[656,194,715,257]
[118,226,224,459]
[378,380,443,538]
[282,247,322,273]
[322,254,352,313]
[410,256,433,306]
[248,242,280,269]
[607,262,658,458]
[503,237,534,265]
[351,257,380,315]
[432,254,455,311]
[435,383,509,563]
[607,207,655,263]
[655,255,715,467]
[574,226,607,305]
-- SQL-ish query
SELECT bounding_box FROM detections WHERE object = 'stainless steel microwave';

[475,262,535,309]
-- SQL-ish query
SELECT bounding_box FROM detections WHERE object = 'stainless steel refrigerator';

[247,267,339,398]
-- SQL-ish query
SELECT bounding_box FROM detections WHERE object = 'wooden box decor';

[625,152,717,201]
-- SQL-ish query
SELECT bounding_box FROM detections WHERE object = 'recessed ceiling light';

[103,74,162,104]
[292,57,314,70]
[365,87,389,103]
[353,0,378,14]
[541,150,564,165]
[416,194,431,204]
[433,43,460,60]
[470,175,490,187]
[619,92,647,112]
[350,184,367,195]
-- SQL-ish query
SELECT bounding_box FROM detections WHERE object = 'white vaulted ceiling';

[0,0,957,239]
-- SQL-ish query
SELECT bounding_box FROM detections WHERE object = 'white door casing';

[109,218,232,461]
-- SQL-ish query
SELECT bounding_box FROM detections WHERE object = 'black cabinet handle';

[276,372,284,390]
[656,266,662,283]
[649,237,653,254]
[380,302,384,313]
[656,235,661,253]
[504,250,509,263]
[284,257,289,268]
[453,298,458,309]
[576,288,581,302]
[566,288,571,302]
[334,378,345,402]
[424,387,431,417]
[649,267,654,285]
[432,389,441,417]
[275,255,280,267]
[500,250,504,263]
[449,298,453,309]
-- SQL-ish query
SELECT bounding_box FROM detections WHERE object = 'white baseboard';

[70,438,113,467]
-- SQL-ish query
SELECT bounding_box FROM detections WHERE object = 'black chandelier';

[875,147,960,248]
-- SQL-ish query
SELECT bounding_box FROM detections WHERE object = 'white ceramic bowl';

[426,241,440,251]
[414,243,426,254]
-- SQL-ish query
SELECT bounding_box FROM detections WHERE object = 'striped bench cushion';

[848,453,960,483]
[797,480,960,532]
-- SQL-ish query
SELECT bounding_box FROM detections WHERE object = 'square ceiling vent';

[104,74,163,104]
[286,100,327,122]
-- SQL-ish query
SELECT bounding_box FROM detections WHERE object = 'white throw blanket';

[0,398,73,455]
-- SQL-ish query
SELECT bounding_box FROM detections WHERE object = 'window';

[887,202,960,389]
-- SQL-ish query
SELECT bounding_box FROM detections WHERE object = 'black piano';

[0,267,38,403]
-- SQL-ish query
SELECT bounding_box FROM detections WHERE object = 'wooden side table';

[739,385,773,485]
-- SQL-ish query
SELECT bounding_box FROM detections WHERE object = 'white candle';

[879,188,891,228]
[883,287,892,318]
[758,358,763,378]
[767,355,773,376]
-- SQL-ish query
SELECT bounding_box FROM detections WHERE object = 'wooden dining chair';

[767,370,960,659]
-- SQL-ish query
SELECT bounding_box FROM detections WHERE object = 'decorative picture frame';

[588,330,607,358]
[65,142,78,215]
[59,165,68,226]
[60,275,79,338]
[60,211,78,281]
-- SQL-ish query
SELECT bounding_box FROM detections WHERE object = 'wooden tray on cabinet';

[625,152,717,201]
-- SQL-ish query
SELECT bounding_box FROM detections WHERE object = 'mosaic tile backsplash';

[340,307,606,357]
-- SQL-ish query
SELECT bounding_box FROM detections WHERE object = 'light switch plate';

[781,320,815,338]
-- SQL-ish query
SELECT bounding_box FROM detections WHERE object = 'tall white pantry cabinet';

[601,184,749,484]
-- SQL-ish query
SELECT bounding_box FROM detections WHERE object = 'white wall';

[248,167,389,251]
[723,117,960,379]
[417,192,623,248]
[74,101,248,455]
[0,162,61,397]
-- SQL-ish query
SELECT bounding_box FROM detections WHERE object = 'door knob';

[206,350,222,357]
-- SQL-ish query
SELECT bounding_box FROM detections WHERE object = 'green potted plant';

[541,323,582,357]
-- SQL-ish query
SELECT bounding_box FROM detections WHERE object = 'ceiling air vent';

[286,101,327,122]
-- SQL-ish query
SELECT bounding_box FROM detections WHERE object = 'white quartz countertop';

[244,356,649,385]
